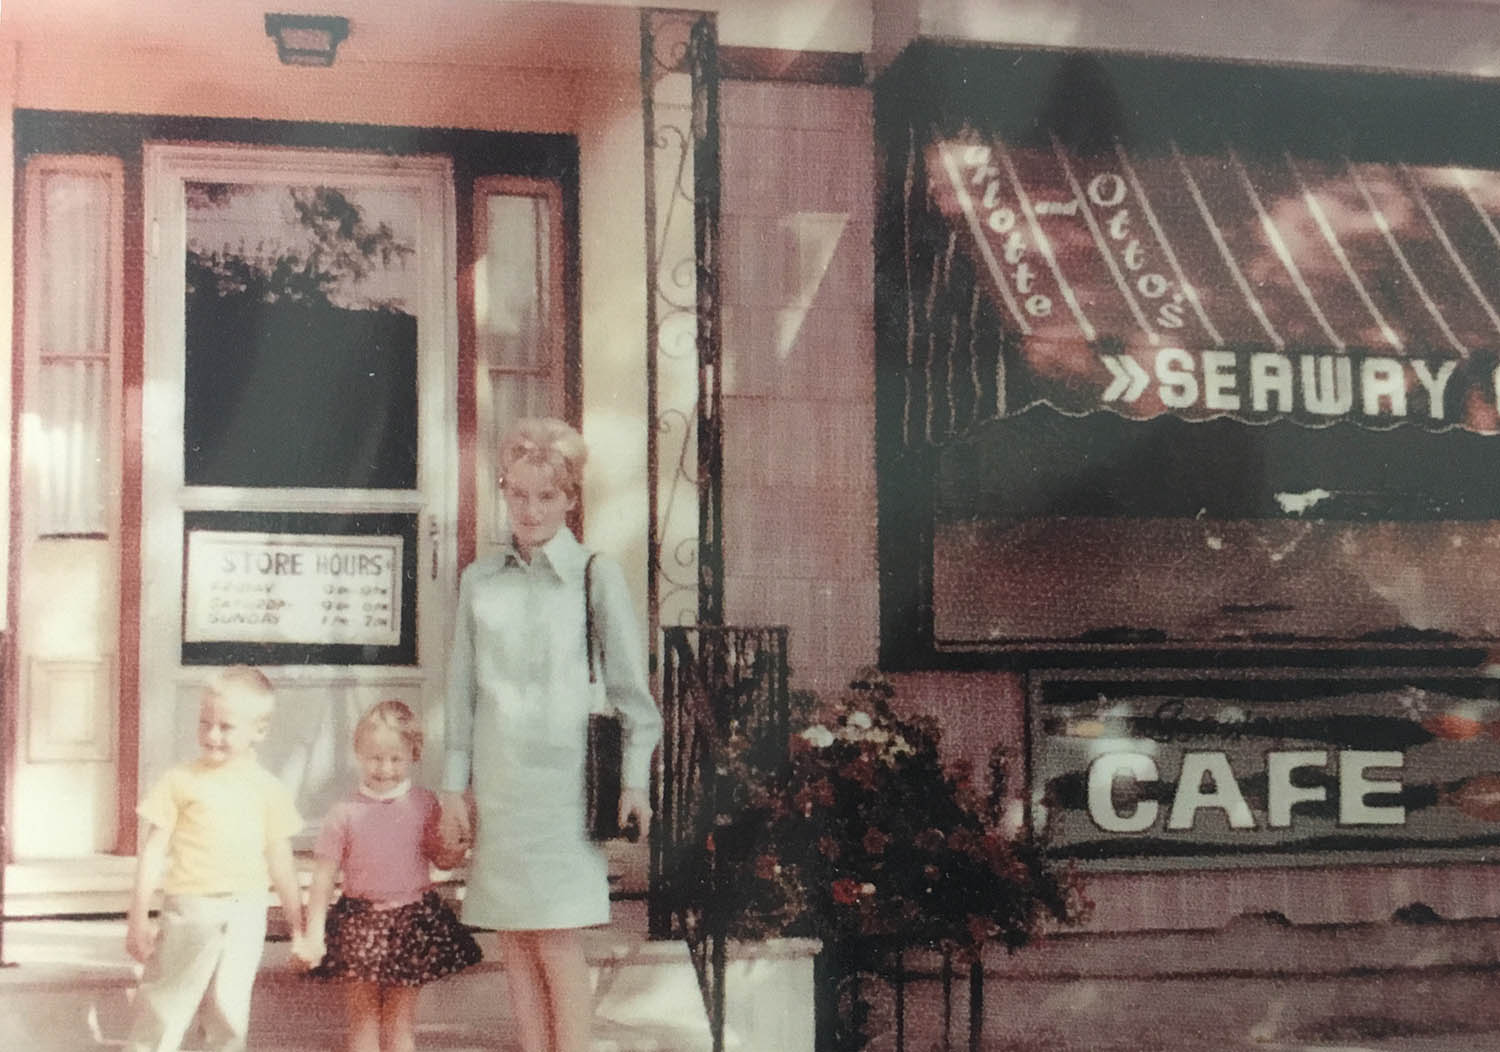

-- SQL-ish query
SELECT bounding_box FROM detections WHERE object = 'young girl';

[440,417,660,1052]
[296,699,482,1052]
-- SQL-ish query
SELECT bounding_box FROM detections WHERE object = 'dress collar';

[497,528,589,581]
[358,779,412,802]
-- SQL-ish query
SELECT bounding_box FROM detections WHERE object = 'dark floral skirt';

[309,890,483,987]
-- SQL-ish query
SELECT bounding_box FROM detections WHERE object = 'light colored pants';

[125,894,268,1052]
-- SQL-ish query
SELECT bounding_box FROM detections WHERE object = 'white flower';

[859,882,876,896]
[800,724,835,749]
[848,711,873,730]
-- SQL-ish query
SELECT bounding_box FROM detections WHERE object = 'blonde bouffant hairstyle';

[498,417,588,499]
[354,699,423,761]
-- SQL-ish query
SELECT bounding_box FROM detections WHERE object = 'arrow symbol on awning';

[1101,354,1150,402]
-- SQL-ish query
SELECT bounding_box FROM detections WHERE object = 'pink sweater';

[314,785,436,905]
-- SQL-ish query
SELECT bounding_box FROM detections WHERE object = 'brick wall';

[719,80,878,696]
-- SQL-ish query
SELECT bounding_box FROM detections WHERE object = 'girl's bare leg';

[534,928,592,1052]
[378,984,420,1052]
[498,931,550,1052]
[344,982,383,1052]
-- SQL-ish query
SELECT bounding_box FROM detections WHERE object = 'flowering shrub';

[715,671,1088,962]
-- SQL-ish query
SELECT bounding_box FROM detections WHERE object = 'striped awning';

[927,135,1500,433]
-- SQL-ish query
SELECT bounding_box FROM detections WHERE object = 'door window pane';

[30,166,118,535]
[184,182,419,488]
[474,181,565,544]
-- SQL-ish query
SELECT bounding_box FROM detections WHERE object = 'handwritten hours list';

[184,530,404,647]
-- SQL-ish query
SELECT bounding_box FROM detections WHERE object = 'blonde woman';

[440,417,660,1052]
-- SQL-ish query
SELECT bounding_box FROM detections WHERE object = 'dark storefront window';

[934,415,1500,645]
[876,46,1500,663]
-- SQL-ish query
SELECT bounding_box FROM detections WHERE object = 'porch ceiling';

[0,0,644,72]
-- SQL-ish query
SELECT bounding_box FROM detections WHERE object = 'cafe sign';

[1029,668,1500,870]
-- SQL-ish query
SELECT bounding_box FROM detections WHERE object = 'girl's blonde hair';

[498,417,588,498]
[354,699,423,761]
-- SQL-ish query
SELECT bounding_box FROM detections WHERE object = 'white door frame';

[139,143,459,807]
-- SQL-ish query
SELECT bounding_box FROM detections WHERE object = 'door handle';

[429,515,440,580]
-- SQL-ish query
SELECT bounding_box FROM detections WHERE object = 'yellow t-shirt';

[137,756,303,896]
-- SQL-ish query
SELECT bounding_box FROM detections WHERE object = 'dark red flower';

[832,878,862,905]
[915,827,946,852]
[754,853,780,880]
[811,778,836,806]
[947,828,979,853]
[839,756,878,789]
[818,834,842,860]
[862,828,891,855]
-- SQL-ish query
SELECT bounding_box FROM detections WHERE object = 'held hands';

[290,932,327,971]
[428,790,475,870]
[618,787,651,843]
[438,790,473,844]
[125,914,160,963]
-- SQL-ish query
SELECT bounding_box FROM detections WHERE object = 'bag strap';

[585,553,600,684]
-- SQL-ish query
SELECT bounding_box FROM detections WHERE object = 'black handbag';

[583,555,638,842]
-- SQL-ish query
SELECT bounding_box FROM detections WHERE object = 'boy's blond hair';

[498,417,588,499]
[204,665,276,723]
[354,698,423,761]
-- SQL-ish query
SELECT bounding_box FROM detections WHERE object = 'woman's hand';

[432,789,475,868]
[618,787,651,842]
[439,790,473,843]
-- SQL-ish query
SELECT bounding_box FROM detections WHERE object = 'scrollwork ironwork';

[642,13,727,1049]
[642,6,725,673]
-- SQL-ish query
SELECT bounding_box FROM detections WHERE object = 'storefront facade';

[0,0,874,865]
[7,0,1500,973]
[869,3,1500,940]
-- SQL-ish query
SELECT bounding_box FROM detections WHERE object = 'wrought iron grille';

[651,625,791,1052]
[641,6,725,660]
[820,947,987,1052]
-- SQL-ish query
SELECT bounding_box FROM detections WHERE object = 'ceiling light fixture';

[264,13,350,67]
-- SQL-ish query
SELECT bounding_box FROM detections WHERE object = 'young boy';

[124,665,305,1052]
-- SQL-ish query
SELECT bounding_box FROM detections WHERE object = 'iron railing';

[651,624,791,1052]
[820,945,988,1052]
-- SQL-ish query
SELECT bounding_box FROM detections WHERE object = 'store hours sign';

[185,530,403,647]
[1029,668,1500,870]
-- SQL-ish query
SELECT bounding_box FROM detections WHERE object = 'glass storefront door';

[139,144,458,831]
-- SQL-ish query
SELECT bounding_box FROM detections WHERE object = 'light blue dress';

[442,529,661,930]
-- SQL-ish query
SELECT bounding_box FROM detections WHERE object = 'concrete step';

[4,854,137,917]
[0,905,713,1051]
[0,902,819,1051]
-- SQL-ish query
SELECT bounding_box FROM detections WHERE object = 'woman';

[440,417,661,1052]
